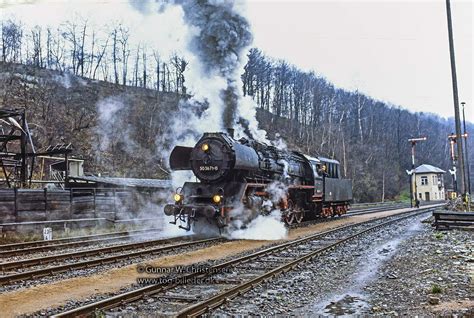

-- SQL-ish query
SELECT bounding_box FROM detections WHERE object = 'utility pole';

[445,0,466,197]
[462,102,471,210]
[448,132,468,196]
[407,137,427,207]
[448,133,458,194]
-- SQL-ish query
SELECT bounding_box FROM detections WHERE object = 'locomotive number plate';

[199,166,219,171]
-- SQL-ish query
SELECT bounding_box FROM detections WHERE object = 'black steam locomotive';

[164,131,352,233]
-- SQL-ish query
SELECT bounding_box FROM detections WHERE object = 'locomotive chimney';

[227,128,235,139]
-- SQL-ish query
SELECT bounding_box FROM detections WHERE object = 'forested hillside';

[1,19,472,201]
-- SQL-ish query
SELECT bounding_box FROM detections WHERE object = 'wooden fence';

[0,188,163,226]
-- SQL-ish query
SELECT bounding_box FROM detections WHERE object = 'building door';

[425,192,430,201]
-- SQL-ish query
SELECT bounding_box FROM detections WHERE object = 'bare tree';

[153,50,160,91]
[30,26,43,67]
[1,19,24,63]
[119,25,130,85]
[111,25,119,84]
[62,20,79,73]
[92,33,109,80]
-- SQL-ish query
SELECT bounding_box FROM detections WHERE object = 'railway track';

[347,200,444,216]
[0,201,422,258]
[51,205,440,317]
[350,201,400,209]
[347,202,409,215]
[0,236,222,285]
[0,202,440,285]
[289,202,410,229]
[0,228,163,253]
[0,202,410,258]
[0,231,170,258]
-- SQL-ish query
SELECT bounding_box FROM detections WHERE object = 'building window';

[432,175,437,184]
[419,193,422,199]
[421,176,428,185]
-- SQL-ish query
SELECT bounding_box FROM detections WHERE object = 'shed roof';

[69,176,171,188]
[318,157,340,164]
[415,164,445,174]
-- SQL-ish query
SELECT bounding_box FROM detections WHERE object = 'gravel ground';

[22,209,453,317]
[366,225,473,317]
[26,211,416,317]
[210,212,472,317]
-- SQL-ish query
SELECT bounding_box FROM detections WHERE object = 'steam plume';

[129,0,267,141]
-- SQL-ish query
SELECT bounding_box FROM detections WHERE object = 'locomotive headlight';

[173,193,183,202]
[201,143,209,152]
[212,194,222,204]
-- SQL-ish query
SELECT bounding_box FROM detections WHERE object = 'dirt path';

[0,204,442,317]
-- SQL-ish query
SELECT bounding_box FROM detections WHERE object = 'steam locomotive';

[164,131,352,233]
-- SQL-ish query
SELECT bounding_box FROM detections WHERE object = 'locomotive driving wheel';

[294,208,304,223]
[283,199,295,225]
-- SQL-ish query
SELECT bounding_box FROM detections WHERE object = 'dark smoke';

[130,0,253,130]
[176,0,253,128]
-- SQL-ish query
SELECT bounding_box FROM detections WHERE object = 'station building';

[413,164,446,201]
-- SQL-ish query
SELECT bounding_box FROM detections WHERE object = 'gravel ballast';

[212,213,472,316]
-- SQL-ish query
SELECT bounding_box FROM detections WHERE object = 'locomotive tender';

[164,131,352,233]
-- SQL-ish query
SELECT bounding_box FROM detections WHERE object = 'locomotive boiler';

[164,131,352,233]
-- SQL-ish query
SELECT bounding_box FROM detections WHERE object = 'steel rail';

[289,203,409,229]
[347,203,408,215]
[0,235,201,271]
[0,202,417,258]
[0,237,221,285]
[0,201,427,254]
[347,201,444,216]
[0,232,168,258]
[350,201,399,208]
[0,228,163,251]
[52,205,442,318]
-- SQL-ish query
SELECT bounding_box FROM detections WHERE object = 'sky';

[1,0,472,121]
[245,0,473,122]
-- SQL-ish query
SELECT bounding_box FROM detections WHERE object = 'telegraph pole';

[448,133,458,194]
[445,0,466,196]
[407,137,427,207]
[448,132,468,196]
[462,102,471,210]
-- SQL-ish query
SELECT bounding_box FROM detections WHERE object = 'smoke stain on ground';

[0,205,441,316]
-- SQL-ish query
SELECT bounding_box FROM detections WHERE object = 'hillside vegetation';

[1,61,471,202]
[0,18,472,201]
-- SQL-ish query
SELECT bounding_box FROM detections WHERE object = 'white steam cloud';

[225,178,290,240]
[228,210,287,240]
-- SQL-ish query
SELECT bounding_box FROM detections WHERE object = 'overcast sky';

[2,0,472,121]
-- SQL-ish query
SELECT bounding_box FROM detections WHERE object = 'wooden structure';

[433,210,474,230]
[0,187,166,232]
[0,108,73,188]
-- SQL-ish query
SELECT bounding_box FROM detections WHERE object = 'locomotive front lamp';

[201,143,210,152]
[173,193,183,202]
[212,194,222,204]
